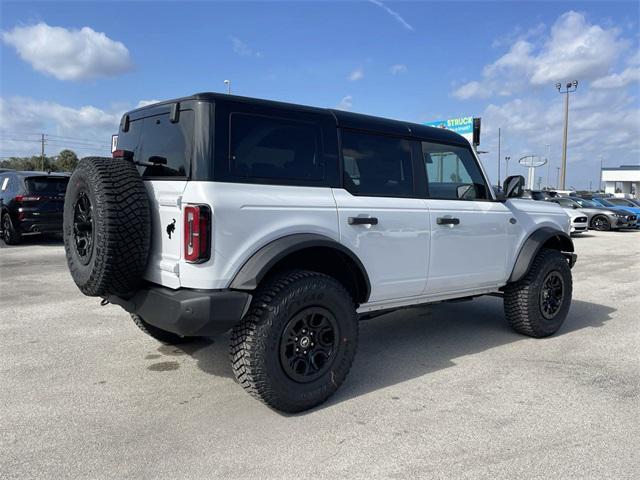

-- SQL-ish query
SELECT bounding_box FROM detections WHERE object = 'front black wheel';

[504,248,573,338]
[591,215,610,231]
[2,212,21,245]
[230,270,358,413]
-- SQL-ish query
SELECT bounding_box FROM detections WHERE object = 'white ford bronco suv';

[63,93,576,412]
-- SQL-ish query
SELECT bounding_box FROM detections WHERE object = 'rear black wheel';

[230,270,358,413]
[2,212,21,245]
[63,157,151,297]
[590,215,610,231]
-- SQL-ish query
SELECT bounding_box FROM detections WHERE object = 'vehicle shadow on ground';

[170,297,615,411]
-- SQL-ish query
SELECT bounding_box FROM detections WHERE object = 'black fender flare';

[508,227,575,283]
[229,233,371,301]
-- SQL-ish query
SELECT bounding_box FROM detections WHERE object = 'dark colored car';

[591,197,640,228]
[549,197,636,231]
[0,171,70,244]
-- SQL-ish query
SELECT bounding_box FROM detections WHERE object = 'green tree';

[55,149,79,172]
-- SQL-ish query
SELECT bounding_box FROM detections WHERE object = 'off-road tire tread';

[229,270,357,412]
[64,157,150,296]
[504,248,572,338]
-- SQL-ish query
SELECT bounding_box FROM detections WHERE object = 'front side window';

[229,113,324,182]
[421,141,489,200]
[341,130,413,197]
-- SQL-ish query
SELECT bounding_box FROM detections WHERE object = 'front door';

[420,140,510,295]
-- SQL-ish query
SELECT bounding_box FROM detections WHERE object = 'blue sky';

[1,0,639,188]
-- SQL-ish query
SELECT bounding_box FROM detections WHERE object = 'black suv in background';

[0,171,70,244]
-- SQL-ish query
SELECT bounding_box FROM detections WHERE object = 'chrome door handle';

[436,217,460,225]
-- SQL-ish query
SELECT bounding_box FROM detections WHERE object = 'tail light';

[15,195,41,202]
[184,204,211,263]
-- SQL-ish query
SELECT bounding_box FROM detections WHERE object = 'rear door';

[116,106,195,288]
[333,129,429,302]
[420,140,510,294]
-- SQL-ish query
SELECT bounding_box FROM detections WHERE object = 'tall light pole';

[556,167,561,189]
[556,80,578,190]
[224,79,231,94]
[497,128,501,186]
[504,156,511,180]
[545,143,550,189]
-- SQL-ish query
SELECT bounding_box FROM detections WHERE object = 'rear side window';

[25,177,69,194]
[341,130,414,197]
[229,113,324,181]
[421,141,489,200]
[118,110,194,178]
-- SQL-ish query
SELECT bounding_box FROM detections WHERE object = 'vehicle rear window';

[25,177,69,194]
[341,130,414,197]
[229,113,324,181]
[118,110,194,178]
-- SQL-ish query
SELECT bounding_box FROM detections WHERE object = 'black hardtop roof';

[127,92,469,145]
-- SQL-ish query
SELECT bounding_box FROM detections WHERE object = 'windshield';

[594,198,614,207]
[574,198,597,208]
[25,177,69,194]
[607,198,635,207]
[628,199,640,207]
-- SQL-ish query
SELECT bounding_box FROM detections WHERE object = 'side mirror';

[503,175,525,198]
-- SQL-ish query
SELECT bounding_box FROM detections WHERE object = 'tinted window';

[421,142,489,200]
[341,130,413,197]
[229,113,323,181]
[118,110,194,178]
[25,177,69,194]
[608,198,634,207]
[595,198,613,207]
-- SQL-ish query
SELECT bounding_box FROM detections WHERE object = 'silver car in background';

[547,197,636,231]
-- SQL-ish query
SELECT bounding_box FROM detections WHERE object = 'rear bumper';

[18,219,63,234]
[107,286,252,336]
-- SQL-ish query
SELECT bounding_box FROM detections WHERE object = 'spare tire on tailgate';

[63,157,151,297]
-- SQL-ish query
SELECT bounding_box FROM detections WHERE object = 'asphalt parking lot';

[1,231,639,479]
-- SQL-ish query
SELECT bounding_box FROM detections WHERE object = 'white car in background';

[565,208,589,235]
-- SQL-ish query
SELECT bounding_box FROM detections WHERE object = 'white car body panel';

[142,179,572,313]
[332,188,430,302]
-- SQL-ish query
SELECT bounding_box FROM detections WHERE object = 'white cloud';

[368,0,414,32]
[348,68,364,81]
[136,99,161,108]
[2,23,133,81]
[592,67,640,89]
[452,81,491,100]
[390,64,408,75]
[336,95,353,111]
[478,88,640,189]
[454,11,628,99]
[230,36,262,58]
[0,96,125,158]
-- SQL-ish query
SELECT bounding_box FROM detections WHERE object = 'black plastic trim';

[509,227,575,283]
[229,233,371,301]
[107,287,252,336]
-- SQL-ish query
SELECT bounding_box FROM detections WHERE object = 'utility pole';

[556,167,561,189]
[41,133,45,171]
[497,128,501,186]
[545,143,550,189]
[555,80,578,190]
